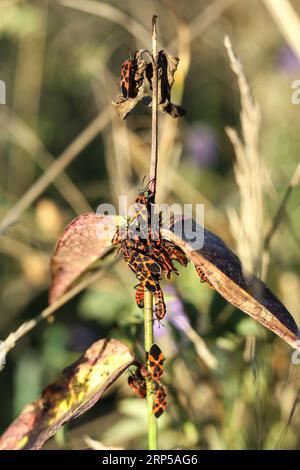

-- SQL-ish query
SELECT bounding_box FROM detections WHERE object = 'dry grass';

[224,36,266,277]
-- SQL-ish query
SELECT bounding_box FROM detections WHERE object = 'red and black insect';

[162,240,189,268]
[120,53,138,100]
[129,344,167,419]
[148,343,165,381]
[153,381,167,418]
[135,281,145,309]
[128,369,146,399]
[121,245,162,294]
[139,344,166,382]
[135,282,166,322]
[149,248,177,279]
[135,183,154,207]
[154,287,166,322]
[195,265,214,289]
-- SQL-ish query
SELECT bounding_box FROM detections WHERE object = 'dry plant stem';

[0,109,91,214]
[275,385,300,449]
[0,109,110,234]
[149,16,158,197]
[264,161,300,249]
[264,186,292,250]
[144,15,159,451]
[263,0,300,61]
[1,266,111,364]
[60,0,153,49]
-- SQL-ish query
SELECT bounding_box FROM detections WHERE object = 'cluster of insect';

[128,343,167,418]
[112,185,188,323]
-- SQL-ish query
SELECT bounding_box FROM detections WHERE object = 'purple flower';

[152,285,191,350]
[186,124,218,168]
[153,318,168,338]
[165,285,191,335]
[276,45,300,76]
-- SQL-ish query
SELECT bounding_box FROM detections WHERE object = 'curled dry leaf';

[162,217,300,351]
[49,213,123,304]
[112,49,148,120]
[155,50,186,118]
[112,49,185,119]
[0,339,134,450]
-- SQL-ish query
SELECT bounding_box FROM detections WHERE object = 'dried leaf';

[112,50,148,120]
[112,49,185,119]
[0,339,134,450]
[162,218,299,350]
[156,50,186,117]
[49,213,122,304]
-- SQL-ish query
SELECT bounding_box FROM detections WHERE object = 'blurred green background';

[1,0,300,450]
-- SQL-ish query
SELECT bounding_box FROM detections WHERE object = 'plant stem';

[144,14,159,451]
[144,290,157,449]
[149,15,158,197]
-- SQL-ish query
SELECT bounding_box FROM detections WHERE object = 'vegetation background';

[1,0,300,450]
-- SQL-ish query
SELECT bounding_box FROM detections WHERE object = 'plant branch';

[0,108,110,234]
[264,161,300,249]
[1,265,112,366]
[144,15,159,451]
[0,108,91,214]
[144,290,157,450]
[149,15,158,198]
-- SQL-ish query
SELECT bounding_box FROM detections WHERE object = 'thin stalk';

[264,186,292,250]
[144,290,157,449]
[144,14,159,451]
[149,15,158,196]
